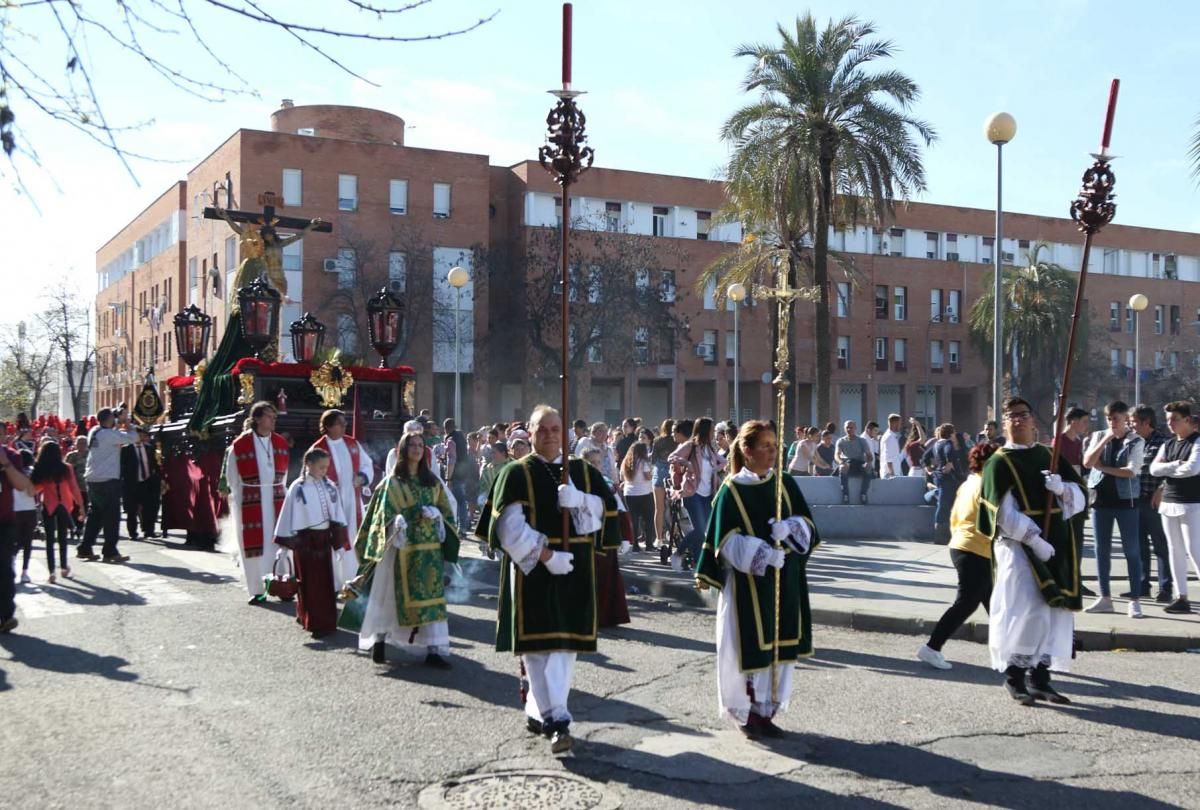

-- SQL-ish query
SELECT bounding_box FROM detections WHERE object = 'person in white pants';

[1148,400,1200,615]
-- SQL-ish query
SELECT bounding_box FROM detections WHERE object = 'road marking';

[155,545,242,579]
[99,562,197,606]
[13,560,86,619]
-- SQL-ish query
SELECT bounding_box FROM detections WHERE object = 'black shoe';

[1080,584,1096,597]
[1028,666,1071,704]
[424,653,452,670]
[755,714,785,738]
[738,721,759,739]
[372,641,386,664]
[1005,680,1036,706]
[0,617,17,634]
[102,554,130,564]
[76,550,99,561]
[526,717,544,736]
[1164,598,1192,615]
[549,722,572,754]
[1155,589,1174,604]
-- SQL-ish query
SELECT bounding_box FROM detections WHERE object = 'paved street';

[2,536,1199,809]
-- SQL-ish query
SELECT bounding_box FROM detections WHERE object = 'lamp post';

[365,288,405,368]
[447,265,470,427]
[985,112,1016,420]
[1129,293,1148,404]
[727,282,747,423]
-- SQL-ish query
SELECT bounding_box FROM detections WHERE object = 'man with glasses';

[978,398,1086,705]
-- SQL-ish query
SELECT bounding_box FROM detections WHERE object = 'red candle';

[562,3,572,86]
[1101,78,1120,150]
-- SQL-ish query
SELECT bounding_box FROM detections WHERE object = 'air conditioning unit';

[946,308,958,323]
[323,258,340,273]
[694,344,715,360]
[388,279,404,294]
[946,252,960,261]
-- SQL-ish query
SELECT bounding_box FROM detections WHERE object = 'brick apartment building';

[94,103,1200,430]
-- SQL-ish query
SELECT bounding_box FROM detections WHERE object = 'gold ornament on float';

[237,371,257,406]
[192,360,207,394]
[310,359,354,408]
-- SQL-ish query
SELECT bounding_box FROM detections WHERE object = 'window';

[635,269,650,290]
[1126,349,1135,369]
[588,326,603,364]
[587,265,601,303]
[1165,254,1178,280]
[337,174,357,211]
[725,331,737,364]
[837,335,850,369]
[337,314,358,353]
[930,340,944,370]
[1109,301,1120,331]
[226,235,239,277]
[1154,350,1164,370]
[1002,251,1015,264]
[282,169,302,207]
[703,277,716,310]
[388,251,407,294]
[636,327,651,365]
[1170,351,1180,370]
[949,340,961,370]
[652,206,669,237]
[389,180,408,215]
[660,271,676,303]
[894,337,907,370]
[872,229,884,254]
[875,285,889,319]
[947,290,962,322]
[875,337,888,371]
[946,233,958,244]
[1018,239,1030,249]
[281,239,301,272]
[605,201,622,232]
[835,282,850,318]
[189,257,198,288]
[1125,306,1134,333]
[1171,304,1181,335]
[1154,304,1165,335]
[554,196,564,227]
[696,210,712,240]
[337,248,356,289]
[893,286,907,320]
[433,183,451,218]
[981,236,994,265]
[930,288,943,321]
[297,127,316,136]
[925,231,938,260]
[700,329,718,364]
[1110,348,1121,370]
[890,227,905,238]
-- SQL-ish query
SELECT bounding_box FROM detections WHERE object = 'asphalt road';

[2,539,1198,809]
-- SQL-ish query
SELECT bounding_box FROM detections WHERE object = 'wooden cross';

[202,191,332,233]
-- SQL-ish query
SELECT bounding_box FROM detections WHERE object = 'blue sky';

[4,0,1199,327]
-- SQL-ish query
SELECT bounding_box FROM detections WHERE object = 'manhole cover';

[418,771,621,810]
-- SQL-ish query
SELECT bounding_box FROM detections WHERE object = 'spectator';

[620,441,655,552]
[864,421,882,476]
[508,430,531,460]
[32,440,84,583]
[977,419,999,445]
[441,418,472,537]
[918,441,1000,670]
[668,417,727,570]
[575,423,617,482]
[1053,407,1090,477]
[784,426,806,469]
[569,419,588,454]
[834,420,874,505]
[1082,400,1145,617]
[923,424,968,542]
[613,417,639,471]
[650,420,678,546]
[64,436,88,539]
[78,408,139,563]
[904,421,928,478]
[788,427,819,476]
[120,426,162,541]
[879,414,904,479]
[813,430,836,476]
[13,450,37,584]
[1131,404,1173,602]
[1149,400,1200,615]
[0,442,35,633]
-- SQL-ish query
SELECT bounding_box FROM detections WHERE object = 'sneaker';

[1164,598,1193,615]
[1128,600,1144,619]
[19,571,30,584]
[1084,596,1115,614]
[669,553,684,573]
[1154,589,1174,604]
[917,644,952,670]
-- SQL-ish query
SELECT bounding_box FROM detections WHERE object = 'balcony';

[930,364,944,374]
[875,358,889,372]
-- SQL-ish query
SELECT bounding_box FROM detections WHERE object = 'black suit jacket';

[121,443,161,497]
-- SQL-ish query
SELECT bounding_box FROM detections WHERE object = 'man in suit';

[121,426,162,541]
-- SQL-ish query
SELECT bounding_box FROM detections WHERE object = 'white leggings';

[1160,511,1200,600]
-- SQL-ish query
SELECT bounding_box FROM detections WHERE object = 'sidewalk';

[460,539,1200,653]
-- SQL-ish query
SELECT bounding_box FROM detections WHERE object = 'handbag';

[263,552,300,601]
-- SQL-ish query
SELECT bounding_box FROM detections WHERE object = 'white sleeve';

[569,492,604,536]
[1058,482,1086,520]
[718,533,774,576]
[1149,444,1178,478]
[496,502,546,574]
[997,491,1041,545]
[327,482,349,526]
[1165,443,1200,478]
[225,447,242,505]
[360,448,375,487]
[273,484,299,538]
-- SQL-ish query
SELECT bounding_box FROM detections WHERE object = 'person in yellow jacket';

[917,441,1001,670]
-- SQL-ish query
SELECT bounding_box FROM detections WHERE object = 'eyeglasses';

[1004,411,1032,422]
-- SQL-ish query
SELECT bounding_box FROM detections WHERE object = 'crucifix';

[756,258,806,706]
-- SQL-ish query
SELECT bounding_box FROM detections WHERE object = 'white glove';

[764,548,786,569]
[1028,535,1056,563]
[769,518,791,544]
[543,550,575,576]
[557,482,585,510]
[390,514,408,549]
[420,505,441,521]
[618,540,633,555]
[1042,471,1065,496]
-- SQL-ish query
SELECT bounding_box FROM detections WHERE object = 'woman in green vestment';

[351,431,460,668]
[695,420,820,739]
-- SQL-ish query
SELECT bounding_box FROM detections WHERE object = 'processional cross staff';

[1042,79,1120,537]
[757,259,807,705]
[539,2,594,548]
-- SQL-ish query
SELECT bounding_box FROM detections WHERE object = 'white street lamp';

[985,112,1016,420]
[727,283,747,424]
[1129,293,1149,404]
[447,265,470,427]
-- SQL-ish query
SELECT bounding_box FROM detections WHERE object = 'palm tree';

[710,14,935,425]
[968,243,1082,426]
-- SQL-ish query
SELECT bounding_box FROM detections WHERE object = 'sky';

[4,0,1200,329]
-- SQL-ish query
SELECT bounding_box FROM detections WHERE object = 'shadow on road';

[0,634,138,683]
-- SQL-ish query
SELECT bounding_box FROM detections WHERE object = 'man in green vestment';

[475,405,620,754]
[977,397,1087,705]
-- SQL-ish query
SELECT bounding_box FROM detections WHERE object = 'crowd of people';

[3,393,1200,748]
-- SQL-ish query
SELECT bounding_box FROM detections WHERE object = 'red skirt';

[292,528,339,633]
[595,547,630,628]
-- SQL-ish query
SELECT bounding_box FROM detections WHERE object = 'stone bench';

[795,475,934,541]
[795,474,927,506]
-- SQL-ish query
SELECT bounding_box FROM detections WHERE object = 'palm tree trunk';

[813,155,834,426]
